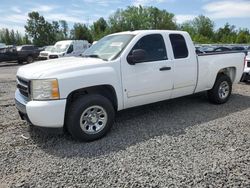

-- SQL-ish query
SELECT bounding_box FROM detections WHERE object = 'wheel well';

[217,67,236,82]
[65,85,118,112]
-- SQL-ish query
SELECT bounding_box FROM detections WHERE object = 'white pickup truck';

[15,30,245,141]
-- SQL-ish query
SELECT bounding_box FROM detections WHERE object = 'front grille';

[49,55,59,59]
[17,76,30,98]
[40,52,48,56]
[247,61,250,67]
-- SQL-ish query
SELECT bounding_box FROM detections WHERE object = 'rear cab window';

[169,34,188,59]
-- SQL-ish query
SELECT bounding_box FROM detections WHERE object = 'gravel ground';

[0,62,250,187]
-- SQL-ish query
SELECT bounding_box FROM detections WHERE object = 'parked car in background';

[0,46,17,62]
[231,46,248,55]
[15,30,245,141]
[48,40,90,59]
[241,55,250,82]
[200,46,216,53]
[16,45,40,64]
[195,46,205,54]
[38,45,54,60]
[232,46,245,51]
[212,46,232,52]
[0,43,6,49]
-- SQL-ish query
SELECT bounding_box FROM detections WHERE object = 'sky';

[0,0,250,34]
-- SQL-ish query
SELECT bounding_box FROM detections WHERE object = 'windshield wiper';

[82,54,107,61]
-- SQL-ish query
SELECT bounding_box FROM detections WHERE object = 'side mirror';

[127,49,146,65]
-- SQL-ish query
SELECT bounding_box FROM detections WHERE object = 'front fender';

[58,66,123,110]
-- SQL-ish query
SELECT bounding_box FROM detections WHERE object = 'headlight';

[31,79,60,100]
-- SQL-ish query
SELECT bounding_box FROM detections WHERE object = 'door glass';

[129,34,168,63]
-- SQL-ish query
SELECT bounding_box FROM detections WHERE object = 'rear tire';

[207,74,232,104]
[66,94,115,142]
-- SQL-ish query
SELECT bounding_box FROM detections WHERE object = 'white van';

[46,40,90,59]
[39,45,54,60]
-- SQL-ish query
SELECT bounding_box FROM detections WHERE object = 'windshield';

[45,46,54,52]
[16,46,22,51]
[51,44,69,53]
[83,34,135,61]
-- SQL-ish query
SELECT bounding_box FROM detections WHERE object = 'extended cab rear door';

[121,32,174,109]
[168,33,197,98]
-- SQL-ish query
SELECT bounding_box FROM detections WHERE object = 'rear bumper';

[15,90,66,128]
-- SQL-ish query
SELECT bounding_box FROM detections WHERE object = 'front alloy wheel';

[80,105,108,134]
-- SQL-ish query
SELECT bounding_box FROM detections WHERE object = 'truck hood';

[17,57,108,79]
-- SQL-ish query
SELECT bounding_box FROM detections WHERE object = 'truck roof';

[55,40,89,44]
[110,30,189,36]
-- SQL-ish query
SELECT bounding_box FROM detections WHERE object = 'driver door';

[121,34,174,109]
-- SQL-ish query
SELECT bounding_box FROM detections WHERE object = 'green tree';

[51,21,64,42]
[192,15,214,41]
[70,23,93,42]
[214,23,237,43]
[15,31,23,45]
[91,17,109,40]
[10,29,16,45]
[179,15,215,43]
[179,21,197,39]
[3,29,11,45]
[108,6,177,33]
[148,7,177,29]
[236,29,250,43]
[25,12,54,46]
[0,28,30,45]
[109,9,127,32]
[22,34,31,44]
[59,20,69,39]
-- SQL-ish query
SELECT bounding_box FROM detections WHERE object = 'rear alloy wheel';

[218,81,230,100]
[26,56,34,64]
[207,74,232,104]
[66,94,115,141]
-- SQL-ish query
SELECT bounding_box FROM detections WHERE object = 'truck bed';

[195,51,245,93]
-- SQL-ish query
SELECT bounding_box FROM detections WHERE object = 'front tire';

[26,56,34,64]
[17,60,23,64]
[207,74,232,104]
[66,94,115,141]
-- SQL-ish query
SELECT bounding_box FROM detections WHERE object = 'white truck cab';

[15,30,245,141]
[41,40,90,60]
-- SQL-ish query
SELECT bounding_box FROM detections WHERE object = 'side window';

[129,34,167,63]
[22,46,30,50]
[169,34,188,59]
[67,44,73,54]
